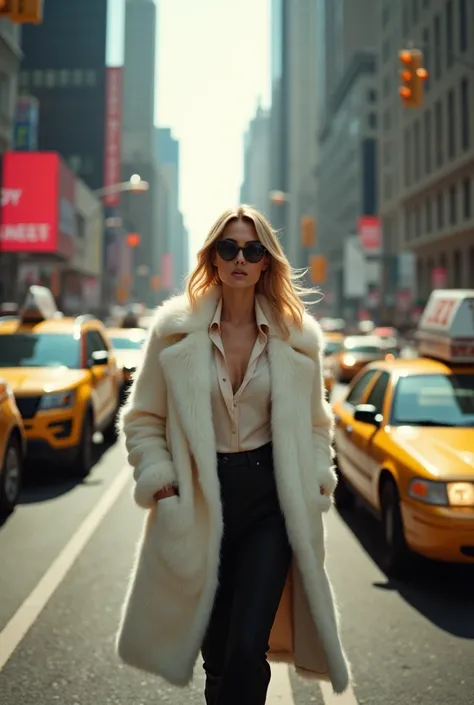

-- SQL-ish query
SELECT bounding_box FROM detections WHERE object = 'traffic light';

[126,233,141,248]
[301,216,316,247]
[0,0,43,23]
[398,49,428,107]
[309,255,327,285]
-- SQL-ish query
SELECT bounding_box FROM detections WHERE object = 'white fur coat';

[115,287,352,695]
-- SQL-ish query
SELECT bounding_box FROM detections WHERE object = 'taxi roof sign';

[416,289,474,363]
[20,285,59,323]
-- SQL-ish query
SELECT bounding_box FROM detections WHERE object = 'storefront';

[0,151,103,311]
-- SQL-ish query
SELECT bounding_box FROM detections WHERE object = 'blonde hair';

[185,205,320,336]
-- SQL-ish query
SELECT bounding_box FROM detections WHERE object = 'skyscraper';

[122,0,159,306]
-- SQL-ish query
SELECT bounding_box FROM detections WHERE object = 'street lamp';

[93,175,149,200]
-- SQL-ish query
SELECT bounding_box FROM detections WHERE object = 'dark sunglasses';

[215,239,266,264]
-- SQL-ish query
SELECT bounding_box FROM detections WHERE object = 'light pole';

[93,174,149,200]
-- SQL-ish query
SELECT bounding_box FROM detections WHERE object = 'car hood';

[390,426,474,479]
[0,367,88,395]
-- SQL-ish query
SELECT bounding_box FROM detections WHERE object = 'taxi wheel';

[71,414,93,479]
[0,436,22,518]
[380,480,410,576]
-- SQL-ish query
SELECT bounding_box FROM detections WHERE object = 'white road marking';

[320,679,359,704]
[0,464,130,671]
[268,663,359,704]
[268,663,294,702]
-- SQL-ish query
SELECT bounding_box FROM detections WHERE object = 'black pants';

[201,443,292,705]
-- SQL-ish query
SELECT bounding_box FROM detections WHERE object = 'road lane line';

[0,464,130,671]
[268,663,295,703]
[320,680,359,704]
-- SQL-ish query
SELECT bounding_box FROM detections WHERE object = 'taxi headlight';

[409,478,474,507]
[39,390,76,410]
[408,478,449,505]
[446,482,474,507]
[342,354,356,367]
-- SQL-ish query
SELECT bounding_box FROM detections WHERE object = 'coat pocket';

[150,497,205,584]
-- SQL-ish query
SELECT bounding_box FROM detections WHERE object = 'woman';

[116,206,351,703]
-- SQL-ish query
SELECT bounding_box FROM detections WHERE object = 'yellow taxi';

[336,334,393,383]
[107,327,146,394]
[322,332,344,397]
[0,286,122,478]
[332,289,474,575]
[0,378,25,518]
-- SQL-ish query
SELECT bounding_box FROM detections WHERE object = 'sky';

[106,0,271,262]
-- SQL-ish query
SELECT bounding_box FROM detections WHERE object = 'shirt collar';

[209,297,269,337]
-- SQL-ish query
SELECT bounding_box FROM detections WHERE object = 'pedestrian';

[116,205,351,703]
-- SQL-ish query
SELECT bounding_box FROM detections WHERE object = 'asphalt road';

[1,402,473,705]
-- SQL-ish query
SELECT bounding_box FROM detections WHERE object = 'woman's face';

[213,219,269,290]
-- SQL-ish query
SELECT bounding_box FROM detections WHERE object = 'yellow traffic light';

[309,255,327,284]
[0,0,13,15]
[398,48,428,108]
[301,216,316,247]
[6,0,43,23]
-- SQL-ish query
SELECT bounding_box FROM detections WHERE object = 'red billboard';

[104,67,123,206]
[0,152,62,254]
[357,215,382,251]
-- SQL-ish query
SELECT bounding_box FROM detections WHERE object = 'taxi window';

[366,372,390,415]
[345,369,379,407]
[392,374,474,427]
[109,336,145,350]
[0,333,80,368]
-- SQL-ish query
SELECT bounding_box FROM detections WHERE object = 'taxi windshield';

[0,333,80,368]
[109,336,144,350]
[344,344,381,354]
[324,341,343,356]
[392,374,474,427]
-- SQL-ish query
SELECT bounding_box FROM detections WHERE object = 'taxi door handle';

[345,425,353,435]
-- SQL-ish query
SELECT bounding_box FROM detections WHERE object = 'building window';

[461,77,470,150]
[422,28,431,91]
[383,74,391,98]
[414,120,421,181]
[434,14,442,79]
[382,38,390,62]
[449,184,457,224]
[368,113,377,128]
[382,5,390,28]
[32,70,43,87]
[383,108,391,131]
[412,0,419,24]
[424,109,432,174]
[45,70,56,88]
[72,70,83,87]
[459,0,468,53]
[59,69,70,87]
[415,206,421,237]
[447,89,456,158]
[426,198,432,232]
[453,250,462,285]
[437,192,444,229]
[68,155,82,173]
[434,99,444,166]
[463,177,472,219]
[404,127,412,187]
[446,0,454,68]
[85,70,97,87]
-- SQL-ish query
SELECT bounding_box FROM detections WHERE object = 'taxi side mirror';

[89,350,109,367]
[354,404,382,427]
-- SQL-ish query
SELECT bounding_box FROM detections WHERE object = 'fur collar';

[150,287,324,359]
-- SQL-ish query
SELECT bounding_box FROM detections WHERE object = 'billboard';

[103,67,123,206]
[0,152,74,258]
[13,95,39,151]
[357,215,382,252]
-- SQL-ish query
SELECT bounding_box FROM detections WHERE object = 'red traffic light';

[126,233,141,248]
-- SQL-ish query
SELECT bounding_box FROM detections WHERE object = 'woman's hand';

[154,484,178,502]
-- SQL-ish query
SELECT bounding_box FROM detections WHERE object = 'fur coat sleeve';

[307,321,338,512]
[118,327,177,509]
